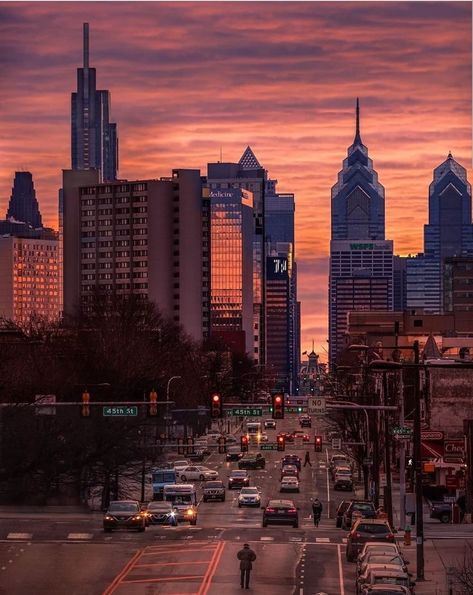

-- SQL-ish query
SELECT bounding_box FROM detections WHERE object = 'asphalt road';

[0,412,471,594]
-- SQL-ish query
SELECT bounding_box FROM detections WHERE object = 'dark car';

[429,499,465,523]
[226,446,243,462]
[228,470,250,489]
[279,431,295,443]
[238,453,266,470]
[299,415,312,428]
[342,500,377,530]
[188,449,206,462]
[346,518,395,562]
[144,501,178,526]
[262,499,299,528]
[103,500,146,532]
[336,500,350,528]
[202,480,226,502]
[281,454,302,471]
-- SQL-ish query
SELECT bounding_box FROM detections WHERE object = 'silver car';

[179,466,218,481]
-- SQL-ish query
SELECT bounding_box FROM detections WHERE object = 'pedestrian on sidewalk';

[237,543,256,589]
[312,497,323,526]
[304,451,312,467]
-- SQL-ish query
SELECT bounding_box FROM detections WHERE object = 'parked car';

[202,480,226,502]
[281,464,299,480]
[356,565,412,595]
[329,454,349,473]
[264,419,276,429]
[281,454,302,471]
[226,446,243,462]
[357,543,405,567]
[334,470,353,491]
[262,499,299,528]
[336,500,350,528]
[178,466,218,482]
[346,518,395,562]
[144,501,178,526]
[228,470,250,490]
[280,476,300,493]
[238,487,261,507]
[103,500,146,532]
[331,463,352,480]
[238,453,266,470]
[357,554,409,577]
[357,569,414,594]
[342,500,377,530]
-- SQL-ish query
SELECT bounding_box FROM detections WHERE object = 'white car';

[179,466,218,482]
[264,419,276,429]
[280,476,300,492]
[238,487,261,507]
[259,432,269,442]
[173,460,190,474]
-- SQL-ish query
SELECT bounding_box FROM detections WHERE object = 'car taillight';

[266,507,275,512]
[288,508,297,513]
[386,533,394,539]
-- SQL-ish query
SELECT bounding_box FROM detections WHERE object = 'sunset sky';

[0,1,471,360]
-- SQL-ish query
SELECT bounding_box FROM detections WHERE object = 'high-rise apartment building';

[407,153,473,313]
[71,23,118,182]
[266,255,290,390]
[209,188,254,354]
[329,100,393,366]
[0,235,60,326]
[5,172,42,228]
[62,169,209,342]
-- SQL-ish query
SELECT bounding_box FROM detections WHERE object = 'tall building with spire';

[71,23,118,182]
[406,152,473,313]
[5,171,42,228]
[329,99,393,366]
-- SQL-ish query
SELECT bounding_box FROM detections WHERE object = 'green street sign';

[260,443,278,451]
[391,426,413,436]
[228,407,262,417]
[103,406,138,417]
[286,406,306,414]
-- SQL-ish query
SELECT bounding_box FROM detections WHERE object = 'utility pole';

[382,372,393,527]
[413,340,424,581]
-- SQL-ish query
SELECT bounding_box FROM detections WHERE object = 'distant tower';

[71,23,118,182]
[6,171,42,228]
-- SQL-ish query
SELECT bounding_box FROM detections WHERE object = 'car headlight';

[169,511,175,517]
[105,515,113,520]
[186,509,194,517]
[133,515,142,521]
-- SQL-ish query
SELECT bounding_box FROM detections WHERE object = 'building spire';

[83,22,89,68]
[354,97,362,145]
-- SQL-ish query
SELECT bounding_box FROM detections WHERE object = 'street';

[0,412,471,594]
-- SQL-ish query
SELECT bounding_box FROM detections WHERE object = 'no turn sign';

[308,397,326,415]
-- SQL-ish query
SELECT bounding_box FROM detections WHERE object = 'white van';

[163,484,198,525]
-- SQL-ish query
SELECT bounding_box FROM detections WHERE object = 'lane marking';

[67,533,93,540]
[7,533,32,540]
[199,540,225,595]
[325,447,331,519]
[260,536,274,541]
[315,537,330,543]
[102,548,142,595]
[337,543,345,595]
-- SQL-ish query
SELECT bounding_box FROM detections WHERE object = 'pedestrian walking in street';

[312,497,323,527]
[237,543,256,589]
[304,451,312,467]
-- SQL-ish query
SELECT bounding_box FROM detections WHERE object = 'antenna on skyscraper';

[83,23,89,68]
[219,146,223,162]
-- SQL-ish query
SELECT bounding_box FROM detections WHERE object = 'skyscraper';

[329,99,393,366]
[5,171,42,228]
[71,23,118,182]
[407,153,473,313]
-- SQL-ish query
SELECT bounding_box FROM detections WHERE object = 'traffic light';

[272,393,284,419]
[314,435,323,452]
[148,388,158,417]
[241,435,249,452]
[81,389,90,418]
[277,434,285,451]
[211,393,222,418]
[218,436,227,454]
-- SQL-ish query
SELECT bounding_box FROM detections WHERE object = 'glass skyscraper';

[71,23,118,182]
[5,171,42,228]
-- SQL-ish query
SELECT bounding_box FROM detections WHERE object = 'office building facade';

[5,172,42,228]
[444,256,473,313]
[71,23,118,182]
[329,100,393,366]
[62,169,209,342]
[266,255,290,390]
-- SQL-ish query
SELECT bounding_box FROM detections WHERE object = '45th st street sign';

[308,397,326,415]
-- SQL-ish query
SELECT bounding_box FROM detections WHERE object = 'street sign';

[227,407,262,417]
[308,397,326,415]
[332,438,342,450]
[392,426,413,436]
[103,406,138,417]
[363,457,373,466]
[260,443,278,451]
[286,406,306,414]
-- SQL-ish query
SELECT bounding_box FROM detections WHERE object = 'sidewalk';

[402,541,448,595]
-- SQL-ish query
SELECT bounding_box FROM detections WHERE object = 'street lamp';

[165,376,182,441]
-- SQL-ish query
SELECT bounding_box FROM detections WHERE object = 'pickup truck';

[238,453,266,470]
[430,500,461,523]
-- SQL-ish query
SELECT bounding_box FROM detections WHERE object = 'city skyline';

[0,1,471,359]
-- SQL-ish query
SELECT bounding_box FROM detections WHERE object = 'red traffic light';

[211,393,222,418]
[212,394,220,403]
[148,388,158,417]
[314,435,323,452]
[275,395,282,404]
[277,434,285,451]
[241,435,249,452]
[272,393,284,419]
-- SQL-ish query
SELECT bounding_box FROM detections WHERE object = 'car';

[228,470,250,489]
[359,586,410,595]
[342,500,377,529]
[357,569,414,594]
[259,432,269,442]
[202,480,226,502]
[280,476,300,492]
[178,466,219,482]
[281,454,302,471]
[279,431,294,443]
[357,554,409,577]
[292,430,310,442]
[103,500,146,532]
[281,464,299,480]
[205,431,223,444]
[238,453,266,470]
[225,435,238,446]
[238,486,261,507]
[334,471,353,491]
[193,440,212,455]
[226,446,244,462]
[172,460,190,474]
[331,463,352,480]
[428,499,465,523]
[262,499,299,528]
[329,454,349,473]
[299,415,312,428]
[188,450,206,462]
[144,501,178,526]
[336,500,350,528]
[356,565,412,595]
[264,419,276,429]
[358,543,405,567]
[346,518,395,562]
